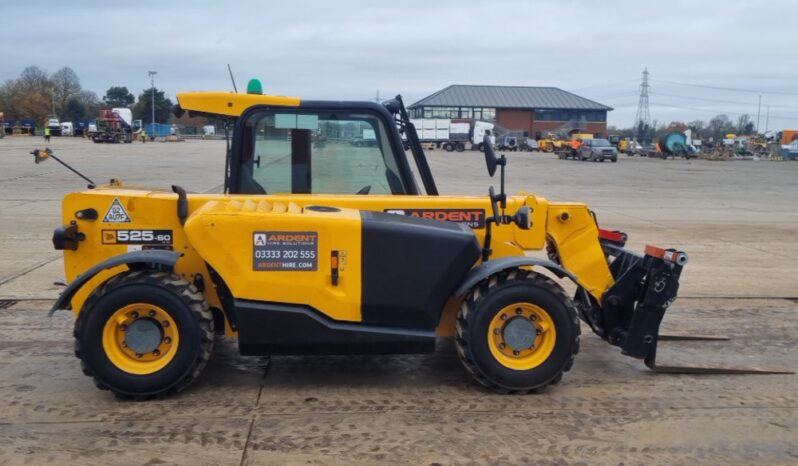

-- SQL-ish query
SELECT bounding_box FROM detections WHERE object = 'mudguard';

[453,256,578,297]
[48,250,181,316]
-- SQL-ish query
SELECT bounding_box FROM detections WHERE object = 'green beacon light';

[246,79,263,95]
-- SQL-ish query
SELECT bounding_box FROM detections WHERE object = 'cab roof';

[176,91,301,118]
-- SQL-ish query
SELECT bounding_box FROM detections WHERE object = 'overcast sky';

[2,0,797,129]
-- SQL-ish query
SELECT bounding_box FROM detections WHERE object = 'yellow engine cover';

[184,199,364,322]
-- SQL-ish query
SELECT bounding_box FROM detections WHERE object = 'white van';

[60,122,74,136]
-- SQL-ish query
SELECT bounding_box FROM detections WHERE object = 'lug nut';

[493,329,500,335]
[121,342,127,348]
[162,320,169,327]
[499,343,506,349]
[515,308,522,315]
[120,324,127,331]
[131,312,139,319]
[513,350,520,356]
[530,315,537,321]
[148,310,156,317]
[135,353,143,358]
[153,349,160,356]
[500,314,507,321]
[164,336,172,344]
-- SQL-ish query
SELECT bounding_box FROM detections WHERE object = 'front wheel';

[455,269,580,393]
[74,271,214,398]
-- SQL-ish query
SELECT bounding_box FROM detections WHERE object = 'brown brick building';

[408,85,612,138]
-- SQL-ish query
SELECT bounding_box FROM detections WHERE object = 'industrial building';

[409,84,612,138]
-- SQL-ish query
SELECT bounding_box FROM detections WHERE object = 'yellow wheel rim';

[487,303,556,371]
[102,303,179,375]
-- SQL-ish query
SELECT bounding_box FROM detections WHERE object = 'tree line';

[613,113,758,143]
[0,66,175,126]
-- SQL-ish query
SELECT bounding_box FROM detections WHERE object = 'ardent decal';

[384,208,485,229]
[253,231,318,271]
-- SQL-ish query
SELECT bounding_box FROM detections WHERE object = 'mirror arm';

[481,219,494,262]
[33,149,96,189]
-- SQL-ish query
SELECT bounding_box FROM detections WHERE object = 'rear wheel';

[455,269,580,393]
[74,271,214,398]
[444,142,454,152]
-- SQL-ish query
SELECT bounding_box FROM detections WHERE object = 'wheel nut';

[500,314,507,320]
[513,350,520,356]
[530,315,537,321]
[135,353,143,358]
[148,310,156,317]
[164,336,172,344]
[499,343,506,349]
[153,349,160,356]
[515,308,522,315]
[162,320,169,327]
[120,324,127,331]
[121,342,127,348]
[131,312,139,319]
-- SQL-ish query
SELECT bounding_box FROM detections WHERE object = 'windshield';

[592,139,611,147]
[236,109,408,195]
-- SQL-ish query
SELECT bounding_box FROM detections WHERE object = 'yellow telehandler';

[36,80,789,398]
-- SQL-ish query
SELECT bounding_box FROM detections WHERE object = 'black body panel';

[360,211,481,329]
[235,300,435,355]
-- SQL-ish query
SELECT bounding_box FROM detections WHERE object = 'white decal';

[102,198,131,223]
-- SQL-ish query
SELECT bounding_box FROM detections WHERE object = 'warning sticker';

[384,208,486,229]
[253,231,318,271]
[102,198,131,223]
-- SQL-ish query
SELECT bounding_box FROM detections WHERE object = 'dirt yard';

[0,136,796,465]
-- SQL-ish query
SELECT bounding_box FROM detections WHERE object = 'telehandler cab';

[39,80,789,398]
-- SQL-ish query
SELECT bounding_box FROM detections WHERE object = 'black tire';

[477,143,485,152]
[444,142,454,152]
[611,157,617,163]
[74,270,214,398]
[455,143,465,152]
[455,269,580,393]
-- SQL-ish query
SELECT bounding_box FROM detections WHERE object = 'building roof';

[409,85,612,111]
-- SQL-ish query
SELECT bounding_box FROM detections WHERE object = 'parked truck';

[92,108,140,143]
[410,118,495,152]
[46,116,62,136]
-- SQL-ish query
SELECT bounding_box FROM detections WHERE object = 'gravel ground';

[0,135,795,465]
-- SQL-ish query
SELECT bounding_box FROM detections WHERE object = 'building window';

[535,109,606,122]
[460,107,472,119]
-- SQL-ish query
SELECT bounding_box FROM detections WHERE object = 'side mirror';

[31,148,51,164]
[483,134,498,176]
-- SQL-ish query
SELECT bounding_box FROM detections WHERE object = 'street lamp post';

[148,71,157,140]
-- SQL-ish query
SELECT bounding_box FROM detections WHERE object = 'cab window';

[237,110,408,195]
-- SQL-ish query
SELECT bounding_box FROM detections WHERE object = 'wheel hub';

[124,318,163,354]
[102,303,179,375]
[502,317,537,351]
[487,303,557,371]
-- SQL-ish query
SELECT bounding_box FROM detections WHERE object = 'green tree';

[0,66,53,123]
[133,87,173,123]
[51,67,82,116]
[62,90,101,122]
[103,86,135,108]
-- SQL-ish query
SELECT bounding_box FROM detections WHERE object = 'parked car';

[496,136,519,151]
[579,138,618,162]
[782,141,798,160]
[349,137,377,148]
[520,138,539,152]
